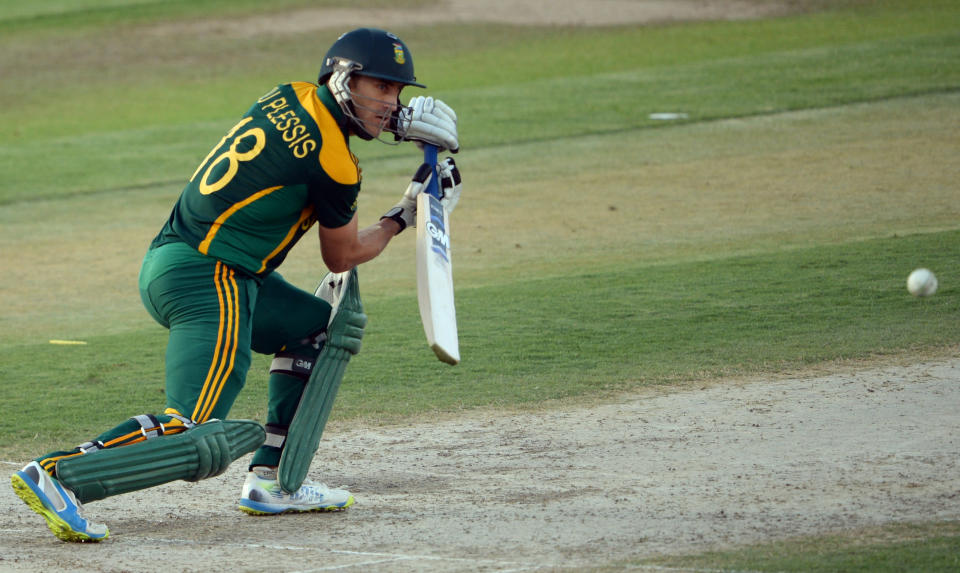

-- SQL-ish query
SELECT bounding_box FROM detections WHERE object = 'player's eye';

[380,82,401,97]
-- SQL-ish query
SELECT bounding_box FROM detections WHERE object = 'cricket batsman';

[11,27,462,542]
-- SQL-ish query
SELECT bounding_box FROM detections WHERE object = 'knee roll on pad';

[56,419,265,504]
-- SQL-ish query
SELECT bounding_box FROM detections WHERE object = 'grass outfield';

[629,522,960,572]
[1,0,959,568]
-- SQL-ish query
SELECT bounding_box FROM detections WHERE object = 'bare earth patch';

[2,358,959,570]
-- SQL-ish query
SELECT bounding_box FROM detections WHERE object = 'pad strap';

[270,354,316,380]
[264,424,288,449]
[77,440,105,455]
[75,413,197,454]
[131,414,162,439]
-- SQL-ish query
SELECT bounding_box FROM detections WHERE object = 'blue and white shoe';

[11,461,109,542]
[239,467,354,515]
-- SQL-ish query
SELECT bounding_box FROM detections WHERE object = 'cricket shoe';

[238,467,354,515]
[11,461,109,542]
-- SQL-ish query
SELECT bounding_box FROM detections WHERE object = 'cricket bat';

[416,144,460,365]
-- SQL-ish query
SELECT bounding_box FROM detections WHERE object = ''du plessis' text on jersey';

[151,83,361,278]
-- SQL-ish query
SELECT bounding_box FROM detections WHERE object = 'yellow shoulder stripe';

[291,82,359,185]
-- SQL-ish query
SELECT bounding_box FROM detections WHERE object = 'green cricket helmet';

[319,28,425,88]
[319,28,425,141]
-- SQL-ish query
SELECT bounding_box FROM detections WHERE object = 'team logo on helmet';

[393,43,406,65]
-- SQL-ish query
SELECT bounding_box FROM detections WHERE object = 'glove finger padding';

[403,96,459,153]
[432,99,458,123]
[438,157,462,214]
[416,98,458,128]
[381,163,432,233]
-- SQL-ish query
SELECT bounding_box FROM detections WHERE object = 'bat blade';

[416,145,459,364]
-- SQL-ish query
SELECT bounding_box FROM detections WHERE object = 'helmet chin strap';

[326,58,409,144]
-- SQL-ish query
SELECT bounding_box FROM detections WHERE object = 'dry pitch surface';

[2,358,958,571]
[3,1,959,571]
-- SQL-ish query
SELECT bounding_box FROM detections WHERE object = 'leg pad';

[56,419,265,504]
[278,268,365,493]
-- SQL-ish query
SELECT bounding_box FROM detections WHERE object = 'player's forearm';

[356,218,403,262]
[321,219,399,272]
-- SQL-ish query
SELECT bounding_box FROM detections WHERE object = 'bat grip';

[423,144,441,199]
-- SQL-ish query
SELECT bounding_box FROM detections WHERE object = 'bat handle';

[423,144,441,199]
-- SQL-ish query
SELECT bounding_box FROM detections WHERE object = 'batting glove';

[400,96,459,153]
[381,163,432,233]
[438,157,462,214]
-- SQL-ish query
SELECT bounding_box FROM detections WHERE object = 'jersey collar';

[316,84,351,138]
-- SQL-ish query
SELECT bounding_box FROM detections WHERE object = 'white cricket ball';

[907,268,938,297]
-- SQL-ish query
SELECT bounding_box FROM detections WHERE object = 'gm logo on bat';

[427,218,450,263]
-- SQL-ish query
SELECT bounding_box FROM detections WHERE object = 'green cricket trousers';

[37,241,331,474]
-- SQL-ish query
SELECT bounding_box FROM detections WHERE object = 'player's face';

[348,75,403,138]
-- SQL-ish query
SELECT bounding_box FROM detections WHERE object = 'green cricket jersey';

[151,83,361,278]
